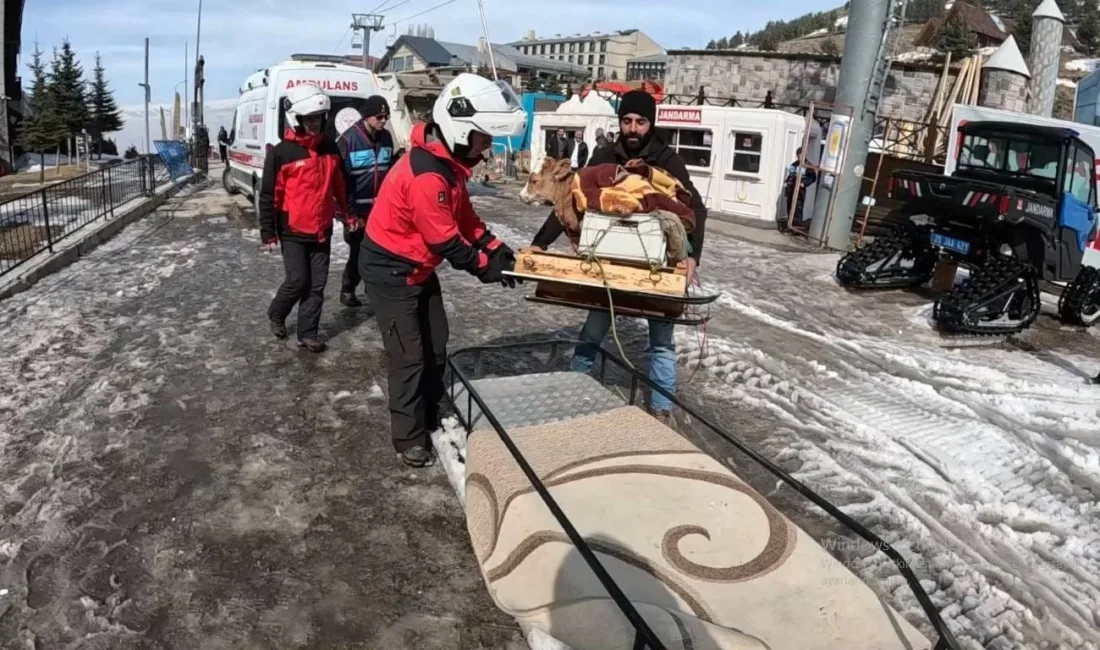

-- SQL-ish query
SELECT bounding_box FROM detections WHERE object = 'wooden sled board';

[508,249,687,297]
[533,280,687,318]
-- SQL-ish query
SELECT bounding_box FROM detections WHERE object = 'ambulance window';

[656,127,712,169]
[731,131,763,174]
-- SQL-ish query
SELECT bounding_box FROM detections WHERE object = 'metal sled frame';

[444,339,962,650]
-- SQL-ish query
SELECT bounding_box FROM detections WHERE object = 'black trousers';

[363,273,449,452]
[341,227,365,295]
[268,239,331,341]
[218,145,227,162]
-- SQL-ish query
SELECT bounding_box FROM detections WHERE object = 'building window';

[587,54,594,65]
[597,66,604,78]
[540,44,546,54]
[731,131,763,174]
[600,40,607,52]
[568,42,575,53]
[657,128,713,169]
[568,55,574,62]
[599,54,605,65]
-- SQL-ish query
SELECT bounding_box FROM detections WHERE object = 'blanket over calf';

[553,160,697,234]
[463,402,932,650]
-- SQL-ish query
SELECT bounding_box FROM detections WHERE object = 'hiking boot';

[340,291,362,307]
[399,445,435,468]
[270,319,288,340]
[297,338,327,353]
[651,409,673,426]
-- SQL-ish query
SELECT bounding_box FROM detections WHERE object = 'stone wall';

[665,51,966,122]
[980,70,1029,114]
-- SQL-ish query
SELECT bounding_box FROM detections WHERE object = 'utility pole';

[192,0,202,141]
[351,13,384,70]
[138,37,151,156]
[808,0,901,250]
[184,41,189,140]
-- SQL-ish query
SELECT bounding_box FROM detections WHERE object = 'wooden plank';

[511,249,687,296]
[534,281,686,318]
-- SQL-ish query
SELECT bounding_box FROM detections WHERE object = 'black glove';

[478,245,520,288]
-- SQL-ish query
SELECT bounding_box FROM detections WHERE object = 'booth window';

[731,131,763,174]
[657,127,713,168]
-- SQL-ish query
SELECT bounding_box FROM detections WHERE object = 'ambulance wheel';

[222,166,238,195]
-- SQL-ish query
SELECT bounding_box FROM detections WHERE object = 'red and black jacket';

[362,122,502,286]
[258,128,349,245]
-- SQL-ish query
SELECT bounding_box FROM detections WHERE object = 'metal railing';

[445,339,962,650]
[0,155,174,278]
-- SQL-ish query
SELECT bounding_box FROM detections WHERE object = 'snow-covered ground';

[452,192,1100,650]
[1,180,1098,649]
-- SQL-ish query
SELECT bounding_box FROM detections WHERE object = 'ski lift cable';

[390,0,458,26]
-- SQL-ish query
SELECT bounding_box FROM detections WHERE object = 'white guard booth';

[653,105,807,224]
[529,94,618,173]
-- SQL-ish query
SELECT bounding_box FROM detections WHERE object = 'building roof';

[983,35,1030,77]
[436,40,589,77]
[509,29,639,45]
[914,2,1007,47]
[628,53,668,64]
[394,35,456,66]
[1033,0,1066,22]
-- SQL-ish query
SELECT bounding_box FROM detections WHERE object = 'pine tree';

[86,51,124,159]
[1011,0,1040,58]
[937,12,978,58]
[716,36,730,49]
[1078,12,1100,55]
[731,31,745,47]
[49,38,90,160]
[18,41,67,182]
[820,37,841,56]
[908,0,947,23]
[705,39,717,50]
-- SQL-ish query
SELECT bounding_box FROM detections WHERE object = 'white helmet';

[432,73,526,152]
[284,84,331,131]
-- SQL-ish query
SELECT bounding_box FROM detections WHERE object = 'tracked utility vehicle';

[836,120,1100,335]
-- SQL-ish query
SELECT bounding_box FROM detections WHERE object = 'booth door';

[720,129,771,221]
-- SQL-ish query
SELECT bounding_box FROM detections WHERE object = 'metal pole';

[809,0,892,250]
[184,41,189,139]
[193,0,202,138]
[364,28,371,70]
[144,38,151,156]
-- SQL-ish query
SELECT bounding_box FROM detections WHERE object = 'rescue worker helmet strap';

[431,73,527,151]
[284,85,332,131]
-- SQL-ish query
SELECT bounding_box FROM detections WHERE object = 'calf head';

[519,157,574,207]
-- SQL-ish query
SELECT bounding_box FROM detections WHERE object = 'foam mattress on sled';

[464,405,932,650]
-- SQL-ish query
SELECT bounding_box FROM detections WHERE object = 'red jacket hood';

[283,127,324,150]
[410,122,479,178]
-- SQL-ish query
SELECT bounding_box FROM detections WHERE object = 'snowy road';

[0,178,1098,649]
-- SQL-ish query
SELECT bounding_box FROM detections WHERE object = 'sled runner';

[441,340,961,650]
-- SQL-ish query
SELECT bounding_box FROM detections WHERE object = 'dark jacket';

[548,135,573,160]
[258,128,348,245]
[336,122,398,218]
[571,140,589,168]
[531,136,708,264]
[362,122,503,286]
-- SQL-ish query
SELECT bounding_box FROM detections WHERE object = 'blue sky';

[21,0,839,109]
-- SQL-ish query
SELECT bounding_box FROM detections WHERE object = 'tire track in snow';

[683,290,1100,649]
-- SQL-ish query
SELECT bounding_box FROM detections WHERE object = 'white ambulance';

[223,55,412,210]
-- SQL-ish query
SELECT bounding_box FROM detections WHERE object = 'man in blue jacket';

[336,96,400,307]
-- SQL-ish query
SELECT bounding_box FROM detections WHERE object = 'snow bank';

[1065,58,1100,74]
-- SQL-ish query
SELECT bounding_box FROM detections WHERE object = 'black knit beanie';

[618,90,656,123]
[364,95,390,117]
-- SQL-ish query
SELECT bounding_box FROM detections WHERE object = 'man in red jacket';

[360,73,527,467]
[259,84,350,353]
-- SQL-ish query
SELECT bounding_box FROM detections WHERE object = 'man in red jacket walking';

[360,73,527,467]
[259,84,350,353]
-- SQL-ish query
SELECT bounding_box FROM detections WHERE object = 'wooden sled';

[507,248,717,325]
